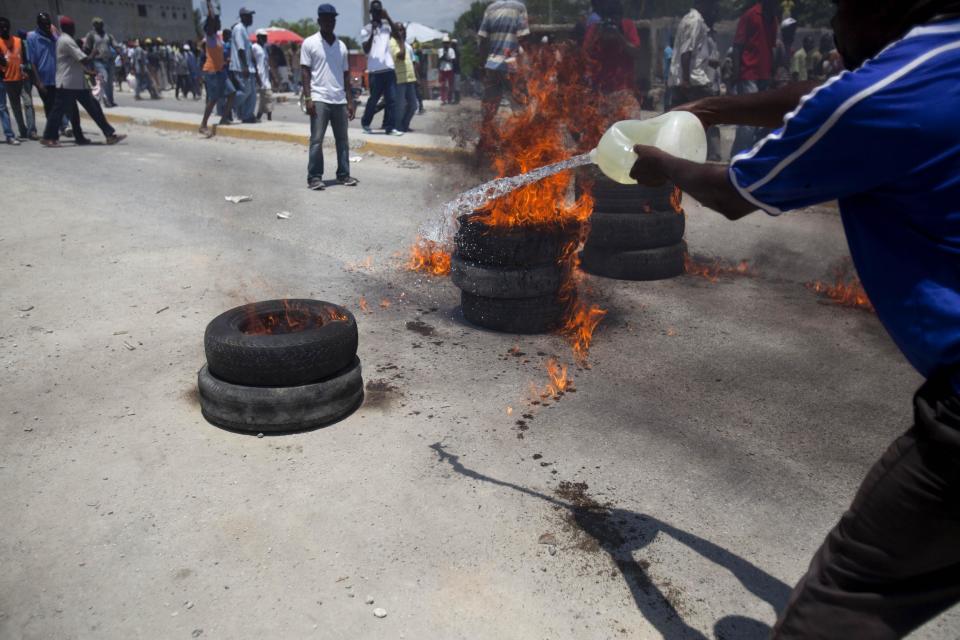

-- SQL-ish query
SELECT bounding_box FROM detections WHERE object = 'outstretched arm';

[630,146,756,221]
[674,80,820,129]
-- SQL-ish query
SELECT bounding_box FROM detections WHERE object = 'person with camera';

[360,1,399,135]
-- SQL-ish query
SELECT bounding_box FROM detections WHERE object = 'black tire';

[455,214,579,268]
[581,242,686,281]
[451,254,563,299]
[577,168,677,211]
[198,358,364,433]
[461,292,565,334]
[205,299,358,388]
[586,211,685,251]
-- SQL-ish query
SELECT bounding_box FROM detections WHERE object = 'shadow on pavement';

[430,443,792,640]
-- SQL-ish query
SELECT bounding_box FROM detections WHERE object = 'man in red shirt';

[730,0,779,156]
[583,0,641,99]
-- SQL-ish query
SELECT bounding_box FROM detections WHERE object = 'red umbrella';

[251,28,304,45]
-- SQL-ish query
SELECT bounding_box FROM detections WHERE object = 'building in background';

[0,0,196,41]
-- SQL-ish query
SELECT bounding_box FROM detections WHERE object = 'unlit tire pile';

[578,169,685,281]
[452,214,579,334]
[199,299,362,433]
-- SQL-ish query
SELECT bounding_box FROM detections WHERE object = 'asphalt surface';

[1,126,957,639]
[109,85,467,137]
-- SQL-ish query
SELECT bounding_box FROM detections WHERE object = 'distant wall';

[0,0,196,42]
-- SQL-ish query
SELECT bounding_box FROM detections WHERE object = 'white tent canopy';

[403,22,447,44]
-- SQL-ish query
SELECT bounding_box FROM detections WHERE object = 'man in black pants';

[40,16,124,147]
[630,0,960,636]
[27,11,83,141]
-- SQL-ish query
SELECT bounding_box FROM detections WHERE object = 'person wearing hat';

[27,11,83,139]
[301,4,358,190]
[252,29,273,121]
[83,17,118,107]
[230,7,257,123]
[360,0,400,135]
[438,34,456,105]
[40,15,125,147]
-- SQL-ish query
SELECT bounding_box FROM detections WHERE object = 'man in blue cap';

[300,4,357,190]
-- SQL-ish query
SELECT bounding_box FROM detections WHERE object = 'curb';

[83,112,472,164]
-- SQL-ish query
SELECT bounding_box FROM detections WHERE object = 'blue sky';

[198,1,475,39]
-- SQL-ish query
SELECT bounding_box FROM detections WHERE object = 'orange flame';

[806,274,874,311]
[380,299,392,309]
[359,296,369,313]
[474,46,629,360]
[407,237,452,276]
[242,300,347,336]
[670,186,684,214]
[684,253,754,283]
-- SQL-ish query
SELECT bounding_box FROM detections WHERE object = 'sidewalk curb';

[84,112,473,164]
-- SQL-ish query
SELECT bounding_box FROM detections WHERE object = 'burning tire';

[204,299,358,388]
[587,211,685,250]
[581,242,686,282]
[455,214,578,267]
[460,292,564,334]
[198,357,364,433]
[451,254,563,299]
[453,214,578,334]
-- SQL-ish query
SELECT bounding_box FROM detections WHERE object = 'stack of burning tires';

[451,214,580,334]
[199,299,362,433]
[578,168,686,281]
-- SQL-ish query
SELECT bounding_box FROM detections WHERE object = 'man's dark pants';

[4,80,30,137]
[773,373,960,639]
[361,70,396,132]
[37,86,83,138]
[307,102,350,183]
[42,89,115,141]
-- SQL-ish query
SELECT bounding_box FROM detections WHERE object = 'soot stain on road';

[364,379,402,410]
[183,387,200,407]
[406,320,437,337]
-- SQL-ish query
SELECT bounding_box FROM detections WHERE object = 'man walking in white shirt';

[301,4,358,191]
[252,29,272,122]
[360,1,400,135]
[229,7,257,123]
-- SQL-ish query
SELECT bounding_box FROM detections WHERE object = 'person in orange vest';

[0,16,36,140]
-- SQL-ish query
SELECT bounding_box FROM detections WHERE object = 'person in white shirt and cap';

[360,0,400,135]
[252,29,273,121]
[229,7,257,123]
[438,34,456,105]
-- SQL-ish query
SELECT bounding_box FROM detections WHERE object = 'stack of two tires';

[451,214,580,334]
[199,300,363,433]
[578,170,686,281]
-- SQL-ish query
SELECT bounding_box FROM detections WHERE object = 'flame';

[242,300,347,336]
[359,296,369,313]
[684,253,754,283]
[507,406,513,416]
[806,274,874,311]
[547,359,570,394]
[670,186,684,214]
[380,299,392,309]
[474,46,631,360]
[408,236,452,276]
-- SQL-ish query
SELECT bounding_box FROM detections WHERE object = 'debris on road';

[350,155,363,163]
[224,195,253,204]
[373,608,387,618]
[155,306,170,314]
[365,596,375,604]
[122,341,136,351]
[538,533,557,546]
[18,305,34,312]
[276,211,292,220]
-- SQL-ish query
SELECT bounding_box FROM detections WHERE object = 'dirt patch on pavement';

[406,320,437,337]
[364,379,401,410]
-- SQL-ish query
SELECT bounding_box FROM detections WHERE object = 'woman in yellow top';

[389,23,417,133]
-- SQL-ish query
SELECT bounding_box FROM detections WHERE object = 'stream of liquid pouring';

[418,152,595,244]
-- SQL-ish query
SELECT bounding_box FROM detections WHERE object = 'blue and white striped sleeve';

[728,69,914,215]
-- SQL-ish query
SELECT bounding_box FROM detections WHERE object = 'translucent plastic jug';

[590,111,708,185]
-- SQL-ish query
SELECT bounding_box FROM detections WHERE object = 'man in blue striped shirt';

[631,1,960,636]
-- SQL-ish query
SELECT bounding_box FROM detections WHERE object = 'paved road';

[1,126,955,639]
[109,85,469,137]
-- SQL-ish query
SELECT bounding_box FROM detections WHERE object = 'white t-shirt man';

[252,42,271,89]
[300,32,349,105]
[359,22,393,73]
[669,7,711,88]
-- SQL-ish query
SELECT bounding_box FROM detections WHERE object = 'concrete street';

[1,125,957,639]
